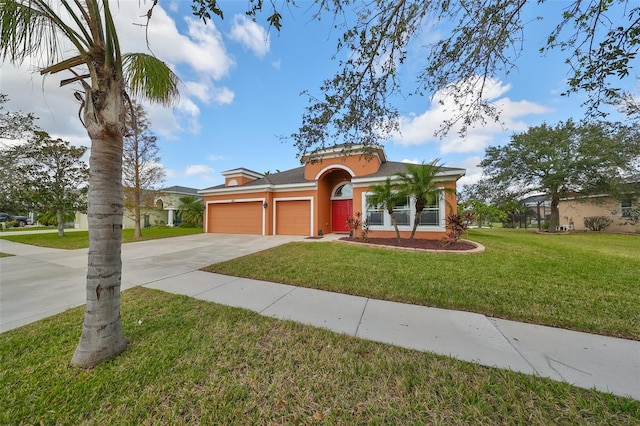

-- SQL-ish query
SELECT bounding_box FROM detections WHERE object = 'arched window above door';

[333,182,353,199]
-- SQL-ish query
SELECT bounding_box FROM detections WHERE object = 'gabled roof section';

[199,167,311,194]
[353,161,466,182]
[162,185,201,195]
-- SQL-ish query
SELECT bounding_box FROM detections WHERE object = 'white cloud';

[208,154,225,161]
[229,14,270,58]
[392,78,551,154]
[0,2,236,146]
[185,165,215,176]
[401,158,420,164]
[455,156,484,187]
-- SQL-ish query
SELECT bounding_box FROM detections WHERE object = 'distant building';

[75,186,202,229]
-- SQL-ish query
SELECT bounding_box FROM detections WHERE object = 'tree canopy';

[479,119,640,231]
[278,0,640,156]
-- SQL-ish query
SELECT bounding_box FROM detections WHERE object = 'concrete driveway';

[0,233,304,332]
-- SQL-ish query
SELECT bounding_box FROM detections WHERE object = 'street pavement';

[1,232,638,400]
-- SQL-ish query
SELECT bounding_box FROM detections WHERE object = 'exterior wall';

[559,196,637,233]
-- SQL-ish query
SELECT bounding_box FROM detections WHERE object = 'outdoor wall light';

[263,202,268,209]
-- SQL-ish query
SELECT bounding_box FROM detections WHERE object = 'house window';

[393,197,411,226]
[419,199,440,226]
[361,190,446,231]
[334,183,353,198]
[365,196,384,226]
[621,199,633,218]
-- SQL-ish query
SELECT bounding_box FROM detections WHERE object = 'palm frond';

[0,0,89,68]
[123,53,180,106]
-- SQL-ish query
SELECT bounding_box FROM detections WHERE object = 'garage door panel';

[209,202,262,234]
[276,200,310,236]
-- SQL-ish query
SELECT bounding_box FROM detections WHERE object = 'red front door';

[332,199,353,232]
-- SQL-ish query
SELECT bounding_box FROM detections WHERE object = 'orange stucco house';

[199,145,465,239]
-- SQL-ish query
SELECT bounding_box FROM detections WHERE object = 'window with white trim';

[419,198,440,226]
[393,196,411,226]
[365,195,384,226]
[333,183,353,198]
[361,191,445,231]
[621,198,633,218]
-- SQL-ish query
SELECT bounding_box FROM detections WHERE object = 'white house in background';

[75,185,202,229]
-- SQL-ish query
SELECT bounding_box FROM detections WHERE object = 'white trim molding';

[205,197,267,235]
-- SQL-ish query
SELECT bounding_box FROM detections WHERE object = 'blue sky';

[1,1,636,189]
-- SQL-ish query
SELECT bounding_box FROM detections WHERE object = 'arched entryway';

[331,182,353,233]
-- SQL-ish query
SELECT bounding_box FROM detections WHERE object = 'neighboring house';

[75,185,202,229]
[154,186,203,227]
[199,145,465,239]
[558,193,637,233]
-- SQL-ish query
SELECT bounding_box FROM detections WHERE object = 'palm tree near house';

[366,177,404,242]
[178,195,204,226]
[395,161,453,242]
[0,0,179,367]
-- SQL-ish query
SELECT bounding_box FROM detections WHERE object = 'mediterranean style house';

[199,145,466,239]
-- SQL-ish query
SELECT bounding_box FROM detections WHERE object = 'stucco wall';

[559,196,637,233]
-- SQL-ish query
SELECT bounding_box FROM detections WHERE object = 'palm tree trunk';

[389,211,401,242]
[72,84,127,368]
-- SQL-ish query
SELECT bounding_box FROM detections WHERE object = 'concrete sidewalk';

[146,271,640,401]
[1,233,639,400]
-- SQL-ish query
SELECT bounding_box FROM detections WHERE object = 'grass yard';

[0,227,203,249]
[0,226,73,233]
[205,229,640,340]
[1,287,638,425]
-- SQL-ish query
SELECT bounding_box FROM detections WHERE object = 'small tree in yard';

[395,161,454,242]
[10,131,88,236]
[366,177,404,242]
[123,101,165,238]
[177,196,204,227]
[2,130,89,237]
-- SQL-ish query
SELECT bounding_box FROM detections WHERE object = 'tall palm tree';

[0,0,179,367]
[395,161,453,241]
[178,195,204,226]
[366,177,404,242]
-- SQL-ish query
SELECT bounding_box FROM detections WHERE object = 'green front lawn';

[205,229,640,340]
[2,287,638,425]
[0,227,203,249]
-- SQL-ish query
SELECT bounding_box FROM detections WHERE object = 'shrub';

[584,216,613,231]
[346,212,362,237]
[360,218,370,243]
[440,213,471,246]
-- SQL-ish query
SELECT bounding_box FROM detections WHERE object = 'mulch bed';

[339,237,477,251]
